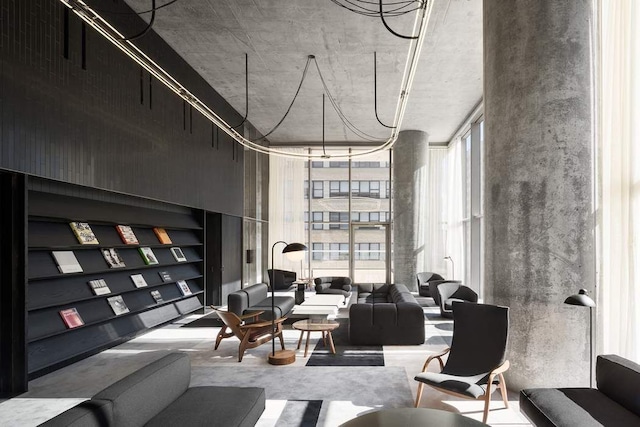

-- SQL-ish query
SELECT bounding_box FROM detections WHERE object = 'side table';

[292,319,339,357]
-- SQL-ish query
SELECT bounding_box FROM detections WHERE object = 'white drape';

[269,149,306,274]
[444,138,465,281]
[426,148,448,275]
[599,0,640,361]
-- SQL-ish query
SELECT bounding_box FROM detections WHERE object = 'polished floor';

[0,294,532,426]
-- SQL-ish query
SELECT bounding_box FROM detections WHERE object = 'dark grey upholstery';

[415,302,509,397]
[267,269,297,290]
[437,282,478,318]
[520,355,640,427]
[429,280,462,305]
[349,283,425,345]
[314,276,352,297]
[41,353,266,427]
[228,283,295,321]
[416,272,444,297]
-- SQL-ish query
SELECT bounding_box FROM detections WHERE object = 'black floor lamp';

[269,241,307,365]
[564,289,596,386]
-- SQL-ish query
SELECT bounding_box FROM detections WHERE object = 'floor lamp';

[444,256,454,279]
[564,289,596,386]
[269,241,307,365]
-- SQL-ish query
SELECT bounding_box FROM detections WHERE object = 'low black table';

[339,408,488,427]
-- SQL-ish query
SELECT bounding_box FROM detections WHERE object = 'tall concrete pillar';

[484,1,595,389]
[392,130,430,291]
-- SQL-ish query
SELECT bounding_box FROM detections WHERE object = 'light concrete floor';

[0,295,532,426]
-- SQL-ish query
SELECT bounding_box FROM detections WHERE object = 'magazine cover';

[138,247,159,265]
[176,280,192,296]
[88,278,111,295]
[170,247,187,262]
[69,222,99,245]
[116,225,139,245]
[153,227,172,244]
[102,248,126,268]
[150,290,164,303]
[130,274,148,288]
[52,251,83,274]
[158,271,172,282]
[60,308,84,328]
[107,295,130,315]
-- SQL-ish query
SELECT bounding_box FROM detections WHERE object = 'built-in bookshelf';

[27,191,205,378]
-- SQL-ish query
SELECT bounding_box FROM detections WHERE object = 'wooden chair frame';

[414,347,510,424]
[212,308,286,362]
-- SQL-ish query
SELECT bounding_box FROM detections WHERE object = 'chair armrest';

[239,311,264,320]
[315,283,330,292]
[490,360,510,375]
[342,284,352,292]
[420,347,450,372]
[240,316,288,330]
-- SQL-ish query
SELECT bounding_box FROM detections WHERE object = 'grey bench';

[228,282,295,320]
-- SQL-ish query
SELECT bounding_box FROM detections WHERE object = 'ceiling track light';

[59,0,433,159]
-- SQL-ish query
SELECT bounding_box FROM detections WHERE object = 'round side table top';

[292,319,339,332]
[339,408,488,427]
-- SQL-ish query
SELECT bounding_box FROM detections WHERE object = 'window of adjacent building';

[312,181,324,198]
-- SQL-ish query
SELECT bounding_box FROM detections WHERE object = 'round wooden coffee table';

[339,408,488,426]
[292,319,339,357]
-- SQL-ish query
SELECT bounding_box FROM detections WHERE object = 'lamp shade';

[282,243,307,261]
[564,289,595,307]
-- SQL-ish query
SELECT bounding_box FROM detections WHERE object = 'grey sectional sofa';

[520,354,640,426]
[41,352,265,426]
[349,283,425,345]
[228,282,295,320]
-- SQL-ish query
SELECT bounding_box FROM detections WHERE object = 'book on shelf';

[176,280,192,296]
[88,278,111,295]
[52,251,83,274]
[130,274,148,288]
[158,271,172,282]
[150,290,164,303]
[107,295,130,315]
[102,248,126,268]
[69,222,99,245]
[138,247,159,265]
[60,308,84,329]
[170,247,187,262]
[153,227,172,244]
[116,225,139,245]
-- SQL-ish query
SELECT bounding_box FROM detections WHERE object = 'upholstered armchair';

[314,276,352,298]
[436,282,478,318]
[267,269,297,291]
[429,279,463,305]
[416,272,445,297]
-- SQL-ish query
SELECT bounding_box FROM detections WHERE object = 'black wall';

[0,0,248,216]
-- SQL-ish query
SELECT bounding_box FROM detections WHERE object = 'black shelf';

[29,243,203,251]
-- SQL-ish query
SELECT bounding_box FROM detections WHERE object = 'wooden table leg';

[327,331,336,354]
[297,330,304,350]
[304,330,311,357]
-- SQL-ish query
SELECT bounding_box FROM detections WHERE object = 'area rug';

[180,314,224,327]
[305,319,384,367]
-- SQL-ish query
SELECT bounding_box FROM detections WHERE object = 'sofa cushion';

[414,372,491,399]
[597,354,640,417]
[248,296,295,320]
[40,400,113,427]
[145,386,265,427]
[520,388,640,427]
[93,353,191,427]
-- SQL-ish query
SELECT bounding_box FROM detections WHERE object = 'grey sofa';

[314,276,352,298]
[520,354,640,426]
[349,283,425,345]
[41,352,265,426]
[228,282,295,320]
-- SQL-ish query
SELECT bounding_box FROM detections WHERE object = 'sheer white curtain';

[444,138,465,281]
[269,149,306,274]
[599,0,640,361]
[426,148,448,275]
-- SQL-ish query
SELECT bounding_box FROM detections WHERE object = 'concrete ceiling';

[124,0,483,145]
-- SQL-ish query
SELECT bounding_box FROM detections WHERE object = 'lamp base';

[268,349,296,365]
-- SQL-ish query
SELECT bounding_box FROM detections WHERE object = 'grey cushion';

[93,353,191,427]
[40,400,113,427]
[228,284,269,316]
[145,386,265,427]
[248,296,295,320]
[414,372,492,399]
[520,388,640,427]
[597,354,640,417]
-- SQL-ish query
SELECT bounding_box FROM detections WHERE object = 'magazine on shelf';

[60,308,84,328]
[52,251,83,274]
[107,295,130,315]
[102,248,126,268]
[88,278,111,295]
[158,271,172,282]
[130,274,148,288]
[176,280,192,296]
[150,290,164,303]
[116,225,139,245]
[69,222,99,245]
[138,247,159,265]
[170,247,187,262]
[153,227,172,244]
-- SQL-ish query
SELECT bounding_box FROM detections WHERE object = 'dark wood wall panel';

[0,0,246,216]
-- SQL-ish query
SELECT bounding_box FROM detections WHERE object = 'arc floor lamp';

[269,241,307,365]
[564,288,596,386]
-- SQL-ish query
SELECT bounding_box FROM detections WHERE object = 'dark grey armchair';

[416,272,445,297]
[436,282,478,318]
[267,269,297,291]
[414,302,510,424]
[314,276,352,298]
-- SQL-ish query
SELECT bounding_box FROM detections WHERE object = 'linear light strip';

[60,0,432,159]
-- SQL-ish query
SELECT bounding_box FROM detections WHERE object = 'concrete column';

[484,1,595,389]
[392,130,430,291]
